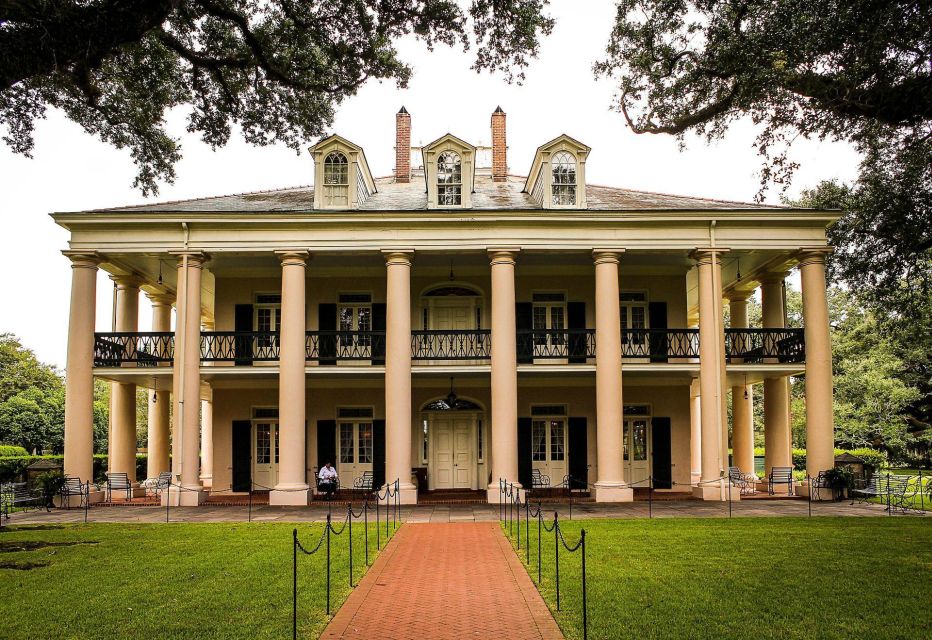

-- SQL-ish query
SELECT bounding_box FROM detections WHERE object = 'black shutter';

[373,419,386,488]
[567,302,587,364]
[318,303,337,365]
[371,303,386,365]
[651,417,672,489]
[316,420,337,487]
[648,301,668,362]
[517,417,532,488]
[234,304,253,366]
[231,420,252,491]
[516,302,533,364]
[568,417,588,489]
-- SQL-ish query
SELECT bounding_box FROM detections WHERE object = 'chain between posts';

[291,479,401,640]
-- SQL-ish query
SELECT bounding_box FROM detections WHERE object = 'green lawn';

[506,517,931,640]
[0,520,395,639]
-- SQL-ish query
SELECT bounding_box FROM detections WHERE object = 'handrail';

[411,329,491,360]
[725,328,805,363]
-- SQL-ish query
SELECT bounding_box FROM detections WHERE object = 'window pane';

[340,423,354,464]
[533,306,547,330]
[550,420,565,461]
[532,421,547,461]
[358,423,373,464]
[357,307,371,332]
[633,420,647,461]
[324,152,348,185]
[339,307,354,332]
[631,306,646,330]
[257,308,272,332]
[623,422,630,461]
[256,424,271,465]
[274,426,279,464]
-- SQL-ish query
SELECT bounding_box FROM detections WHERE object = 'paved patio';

[2,498,910,525]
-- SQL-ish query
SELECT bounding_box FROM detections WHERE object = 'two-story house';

[53,106,839,505]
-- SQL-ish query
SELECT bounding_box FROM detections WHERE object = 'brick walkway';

[321,523,564,640]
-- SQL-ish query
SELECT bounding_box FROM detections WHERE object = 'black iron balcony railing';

[412,329,492,361]
[621,328,700,360]
[94,332,174,367]
[201,331,280,362]
[91,327,806,366]
[725,328,805,364]
[516,329,595,362]
[306,330,386,362]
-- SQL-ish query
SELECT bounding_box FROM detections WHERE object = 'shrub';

[0,445,29,456]
[33,470,66,507]
[792,449,807,470]
[0,454,147,483]
[835,447,886,472]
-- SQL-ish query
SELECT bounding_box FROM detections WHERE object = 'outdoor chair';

[852,474,915,513]
[728,467,756,495]
[1,482,45,514]
[154,471,173,495]
[810,470,833,501]
[531,469,551,492]
[60,476,89,509]
[106,472,133,502]
[353,471,374,495]
[768,467,795,496]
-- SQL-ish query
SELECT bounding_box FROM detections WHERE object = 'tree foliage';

[0,0,553,194]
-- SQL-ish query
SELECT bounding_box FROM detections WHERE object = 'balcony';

[92,327,805,367]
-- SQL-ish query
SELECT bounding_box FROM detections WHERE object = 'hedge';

[0,445,29,457]
[0,454,148,483]
[751,447,886,471]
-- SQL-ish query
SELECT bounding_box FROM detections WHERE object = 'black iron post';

[537,508,542,584]
[326,513,332,615]
[525,498,530,565]
[648,475,653,519]
[376,495,380,550]
[165,482,170,523]
[807,475,812,517]
[364,497,370,566]
[554,511,561,611]
[581,528,588,640]
[919,469,924,511]
[348,504,354,587]
[248,480,253,523]
[728,476,733,519]
[84,480,89,523]
[292,528,298,640]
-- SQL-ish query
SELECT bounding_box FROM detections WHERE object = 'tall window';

[338,292,372,354]
[437,151,462,206]
[551,151,576,206]
[323,151,349,207]
[254,293,281,351]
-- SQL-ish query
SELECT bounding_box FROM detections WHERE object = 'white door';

[253,422,279,490]
[533,302,566,358]
[432,415,474,489]
[337,421,374,487]
[532,418,567,483]
[429,300,476,364]
[624,419,651,485]
[338,298,372,361]
[621,301,649,357]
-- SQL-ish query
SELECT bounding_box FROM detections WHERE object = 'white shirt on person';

[319,466,338,482]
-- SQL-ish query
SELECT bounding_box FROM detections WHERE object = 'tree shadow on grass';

[0,560,50,570]
[0,540,98,553]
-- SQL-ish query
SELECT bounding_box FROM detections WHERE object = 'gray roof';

[88,174,782,214]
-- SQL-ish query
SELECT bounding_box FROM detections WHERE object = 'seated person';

[318,462,338,500]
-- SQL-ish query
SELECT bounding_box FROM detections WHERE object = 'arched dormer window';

[323,151,349,207]
[551,151,576,206]
[437,151,462,206]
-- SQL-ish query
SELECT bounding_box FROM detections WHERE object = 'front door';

[532,417,567,483]
[623,418,651,486]
[432,415,474,489]
[232,420,252,491]
[338,421,374,488]
[252,421,279,490]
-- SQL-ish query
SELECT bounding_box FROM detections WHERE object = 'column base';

[593,485,634,503]
[199,474,213,489]
[162,487,208,506]
[384,484,418,506]
[487,484,525,504]
[270,486,310,506]
[54,490,106,508]
[796,483,831,501]
[692,483,741,501]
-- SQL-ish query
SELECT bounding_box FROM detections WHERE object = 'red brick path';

[321,523,564,639]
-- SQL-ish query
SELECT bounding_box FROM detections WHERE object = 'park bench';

[851,474,916,512]
[60,476,90,509]
[768,466,795,496]
[106,472,133,502]
[531,469,551,491]
[353,471,374,496]
[728,467,756,495]
[1,482,45,516]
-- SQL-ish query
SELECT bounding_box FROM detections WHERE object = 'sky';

[0,2,860,370]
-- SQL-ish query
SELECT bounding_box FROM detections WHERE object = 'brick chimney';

[491,106,507,182]
[395,106,411,183]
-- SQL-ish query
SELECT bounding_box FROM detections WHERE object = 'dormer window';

[551,151,576,206]
[323,152,349,207]
[437,151,462,206]
[523,134,590,209]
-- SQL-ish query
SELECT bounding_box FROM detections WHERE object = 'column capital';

[796,247,833,268]
[689,248,730,266]
[63,251,102,269]
[110,273,143,289]
[170,251,210,268]
[592,249,625,265]
[146,292,175,307]
[275,250,310,266]
[382,249,414,266]
[758,270,791,285]
[488,248,519,265]
[726,290,754,303]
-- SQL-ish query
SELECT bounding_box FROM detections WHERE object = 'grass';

[505,517,931,640]
[0,519,395,639]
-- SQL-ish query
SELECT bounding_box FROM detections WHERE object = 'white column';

[271,251,310,505]
[592,250,633,502]
[487,248,520,502]
[728,294,755,475]
[384,250,418,504]
[63,253,101,499]
[110,275,140,484]
[761,273,792,475]
[146,294,172,478]
[799,249,835,481]
[169,252,208,505]
[199,385,214,488]
[689,377,701,485]
[692,249,730,500]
